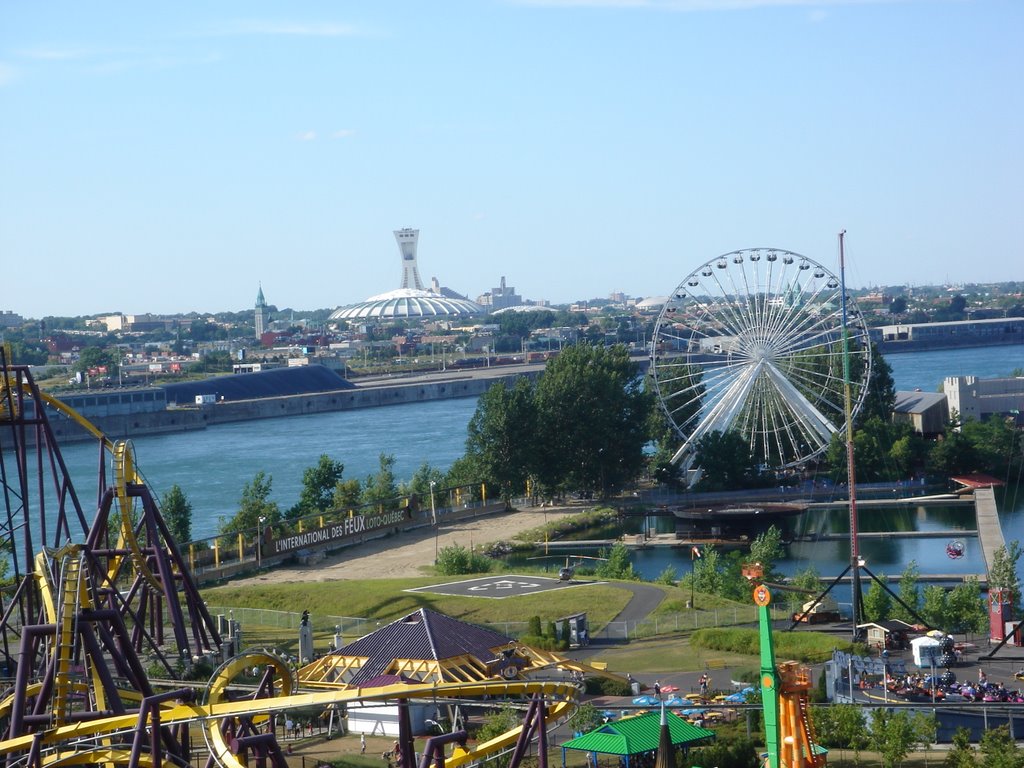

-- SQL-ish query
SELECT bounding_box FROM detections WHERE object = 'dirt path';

[232,505,586,585]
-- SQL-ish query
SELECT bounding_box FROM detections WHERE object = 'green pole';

[755,584,781,768]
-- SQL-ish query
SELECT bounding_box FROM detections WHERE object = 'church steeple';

[255,283,269,338]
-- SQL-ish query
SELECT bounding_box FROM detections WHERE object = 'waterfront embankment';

[50,367,540,443]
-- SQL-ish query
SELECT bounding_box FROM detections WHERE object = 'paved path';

[975,487,1005,575]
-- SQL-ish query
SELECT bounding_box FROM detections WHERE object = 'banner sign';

[271,509,410,555]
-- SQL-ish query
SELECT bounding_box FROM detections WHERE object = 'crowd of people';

[886,668,1024,703]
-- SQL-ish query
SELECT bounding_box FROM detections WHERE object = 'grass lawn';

[591,634,761,677]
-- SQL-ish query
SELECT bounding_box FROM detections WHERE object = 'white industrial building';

[943,375,1024,426]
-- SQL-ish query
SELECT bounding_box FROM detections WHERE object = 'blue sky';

[2,0,1021,319]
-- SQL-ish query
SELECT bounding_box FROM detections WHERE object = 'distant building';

[254,284,269,339]
[476,276,523,311]
[877,317,1024,352]
[944,375,1024,426]
[892,390,949,437]
[0,310,25,328]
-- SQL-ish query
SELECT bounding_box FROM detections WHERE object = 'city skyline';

[2,0,1022,319]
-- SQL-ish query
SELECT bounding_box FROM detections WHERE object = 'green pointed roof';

[562,711,714,756]
[256,283,267,306]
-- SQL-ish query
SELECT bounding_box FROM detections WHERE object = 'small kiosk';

[557,613,590,647]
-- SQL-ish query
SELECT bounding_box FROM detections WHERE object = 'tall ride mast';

[838,230,864,636]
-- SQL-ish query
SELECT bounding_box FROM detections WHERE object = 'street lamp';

[430,481,438,563]
[257,515,267,570]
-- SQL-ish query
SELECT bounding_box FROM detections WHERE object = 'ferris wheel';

[650,248,872,476]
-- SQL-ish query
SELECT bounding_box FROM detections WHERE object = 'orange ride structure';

[0,357,588,768]
[754,583,825,768]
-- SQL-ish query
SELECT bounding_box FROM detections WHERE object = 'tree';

[814,704,868,765]
[921,584,948,629]
[532,343,650,497]
[962,417,1023,479]
[945,578,987,634]
[748,526,786,580]
[892,560,921,624]
[928,416,978,477]
[695,430,762,490]
[596,542,639,580]
[161,484,193,545]
[980,724,1024,768]
[465,378,537,504]
[890,432,929,478]
[361,454,399,510]
[75,345,119,376]
[912,711,938,768]
[332,478,363,511]
[567,702,601,735]
[869,708,918,768]
[989,541,1023,615]
[863,575,892,622]
[890,296,908,315]
[220,471,280,535]
[857,346,897,426]
[475,705,521,768]
[943,727,976,768]
[689,545,725,596]
[288,455,345,520]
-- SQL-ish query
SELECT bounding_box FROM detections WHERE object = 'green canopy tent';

[560,711,714,768]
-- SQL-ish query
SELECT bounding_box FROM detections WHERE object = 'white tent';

[911,636,942,668]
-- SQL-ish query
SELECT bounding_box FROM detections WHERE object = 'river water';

[40,343,1024,579]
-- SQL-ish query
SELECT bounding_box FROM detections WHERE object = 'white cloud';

[297,130,317,141]
[332,129,357,139]
[219,20,364,37]
[17,47,92,61]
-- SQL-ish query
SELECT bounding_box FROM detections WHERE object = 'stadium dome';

[490,305,556,315]
[329,288,483,320]
[635,296,669,311]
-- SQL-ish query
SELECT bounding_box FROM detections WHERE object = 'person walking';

[653,680,661,698]
[361,733,366,754]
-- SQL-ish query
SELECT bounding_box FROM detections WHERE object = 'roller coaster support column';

[129,688,195,768]
[508,694,549,768]
[399,699,417,768]
[754,584,781,768]
[417,730,468,768]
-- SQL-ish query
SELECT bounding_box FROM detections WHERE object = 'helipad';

[406,574,604,599]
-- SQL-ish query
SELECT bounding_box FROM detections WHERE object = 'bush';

[529,616,543,636]
[436,545,493,575]
[517,634,566,651]
[691,627,850,663]
[584,676,632,696]
[656,565,678,586]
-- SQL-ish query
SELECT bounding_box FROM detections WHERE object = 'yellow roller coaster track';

[2,377,162,591]
[0,664,581,768]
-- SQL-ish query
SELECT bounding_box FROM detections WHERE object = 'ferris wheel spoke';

[670,361,763,464]
[770,308,846,357]
[762,362,838,450]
